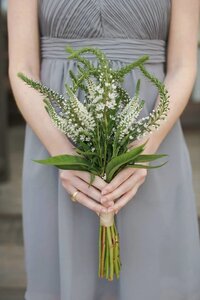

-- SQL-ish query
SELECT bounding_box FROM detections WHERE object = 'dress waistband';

[40,36,166,64]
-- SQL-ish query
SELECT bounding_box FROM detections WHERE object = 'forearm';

[145,65,197,153]
[9,69,75,156]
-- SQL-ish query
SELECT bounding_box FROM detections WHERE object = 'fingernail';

[102,189,108,195]
[100,197,104,203]
[101,197,107,203]
[115,210,119,215]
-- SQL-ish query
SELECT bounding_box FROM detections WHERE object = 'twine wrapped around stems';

[100,212,115,227]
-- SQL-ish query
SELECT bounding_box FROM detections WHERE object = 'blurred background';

[0,1,200,299]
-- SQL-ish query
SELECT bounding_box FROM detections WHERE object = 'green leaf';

[114,55,149,80]
[105,142,147,182]
[89,173,96,187]
[75,148,99,157]
[135,79,141,98]
[134,154,168,163]
[33,154,91,168]
[127,161,168,169]
[54,164,91,171]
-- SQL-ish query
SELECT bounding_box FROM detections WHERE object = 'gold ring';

[71,191,79,202]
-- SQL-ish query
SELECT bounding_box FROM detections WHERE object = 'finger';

[101,167,136,195]
[102,200,115,208]
[60,171,112,211]
[74,191,108,214]
[107,178,144,213]
[62,176,101,202]
[74,170,107,190]
[72,176,102,202]
[101,172,140,203]
[66,186,108,214]
[101,169,147,203]
[77,192,108,214]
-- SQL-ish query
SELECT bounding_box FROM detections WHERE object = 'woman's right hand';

[59,170,114,215]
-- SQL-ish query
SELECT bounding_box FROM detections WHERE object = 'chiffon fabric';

[22,0,200,299]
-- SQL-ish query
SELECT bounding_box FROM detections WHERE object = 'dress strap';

[40,36,166,64]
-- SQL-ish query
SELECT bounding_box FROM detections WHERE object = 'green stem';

[111,225,119,278]
[113,222,121,274]
[107,226,114,280]
[96,123,103,167]
[106,230,109,279]
[101,226,106,278]
[103,139,107,174]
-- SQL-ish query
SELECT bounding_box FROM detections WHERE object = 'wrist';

[142,135,161,154]
[128,134,162,155]
[49,143,77,157]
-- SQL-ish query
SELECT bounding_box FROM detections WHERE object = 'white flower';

[102,173,107,180]
[108,92,116,100]
[110,115,115,120]
[68,89,96,131]
[96,103,105,111]
[115,95,145,142]
[112,83,116,87]
[80,135,85,141]
[96,113,103,119]
[98,88,104,94]
[93,95,103,103]
[106,99,116,109]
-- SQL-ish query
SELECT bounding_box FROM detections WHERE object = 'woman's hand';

[100,167,147,214]
[59,170,114,215]
[100,137,158,214]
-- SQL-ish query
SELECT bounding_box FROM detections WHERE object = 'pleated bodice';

[38,0,171,41]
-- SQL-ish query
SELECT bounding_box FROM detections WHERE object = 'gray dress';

[22,0,200,299]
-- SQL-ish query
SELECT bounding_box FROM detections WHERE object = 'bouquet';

[17,46,169,281]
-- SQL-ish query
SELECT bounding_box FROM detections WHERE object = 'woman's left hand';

[100,167,147,214]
